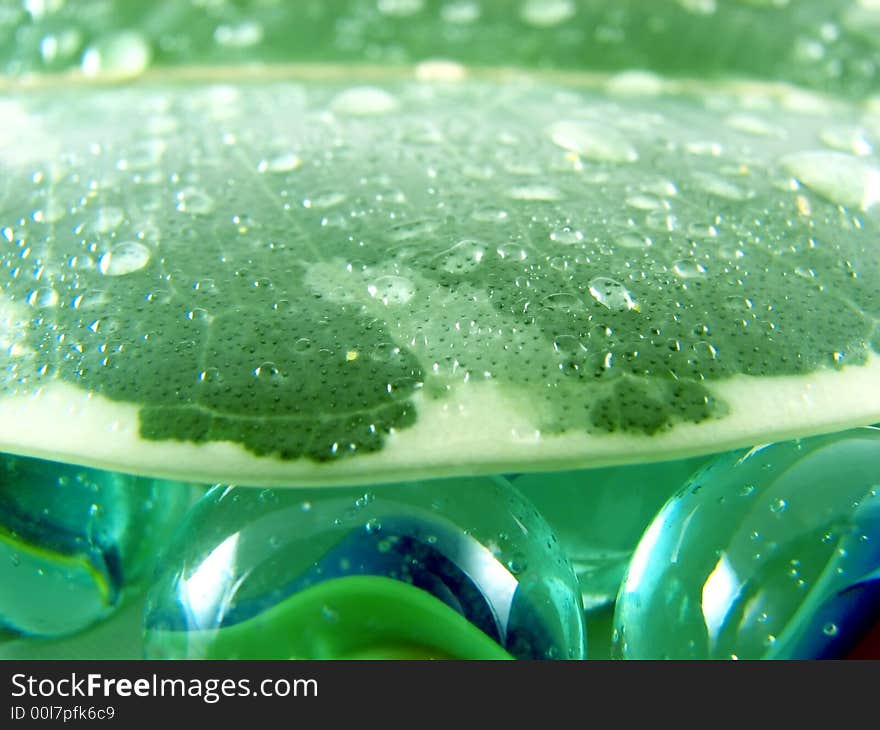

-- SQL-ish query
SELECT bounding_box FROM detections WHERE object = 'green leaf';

[0,2,878,485]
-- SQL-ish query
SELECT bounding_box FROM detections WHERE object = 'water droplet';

[214,21,264,48]
[303,191,346,209]
[677,0,716,14]
[258,152,302,174]
[605,70,665,96]
[93,206,124,233]
[365,518,382,534]
[378,0,424,16]
[438,239,487,272]
[367,275,416,305]
[819,125,873,156]
[98,241,151,277]
[520,0,576,27]
[617,233,652,249]
[823,622,839,637]
[588,277,638,311]
[547,120,638,163]
[694,172,750,201]
[331,87,399,116]
[549,228,584,244]
[507,184,561,201]
[26,287,58,308]
[672,259,708,279]
[626,194,666,210]
[507,555,528,574]
[780,151,880,211]
[725,113,784,138]
[81,31,151,80]
[471,207,508,223]
[117,138,166,171]
[176,186,215,215]
[770,498,788,514]
[254,361,281,379]
[415,59,466,82]
[442,1,480,23]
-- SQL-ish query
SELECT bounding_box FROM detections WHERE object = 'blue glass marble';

[144,475,585,659]
[613,428,880,659]
[0,455,197,637]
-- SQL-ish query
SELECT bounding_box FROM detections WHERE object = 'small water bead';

[0,455,195,637]
[781,150,880,211]
[144,476,585,660]
[588,277,638,312]
[81,31,151,80]
[614,429,880,659]
[519,0,576,27]
[547,120,639,163]
[98,241,151,277]
[331,87,399,116]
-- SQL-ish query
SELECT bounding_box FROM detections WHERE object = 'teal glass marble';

[144,476,585,659]
[0,455,197,637]
[613,428,880,659]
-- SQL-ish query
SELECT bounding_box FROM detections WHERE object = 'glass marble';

[0,455,197,637]
[613,428,880,659]
[144,476,585,659]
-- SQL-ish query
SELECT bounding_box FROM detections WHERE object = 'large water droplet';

[589,277,638,311]
[547,120,638,163]
[98,241,151,277]
[81,31,151,80]
[176,186,215,215]
[331,87,399,116]
[520,0,576,27]
[367,275,416,305]
[781,151,880,211]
